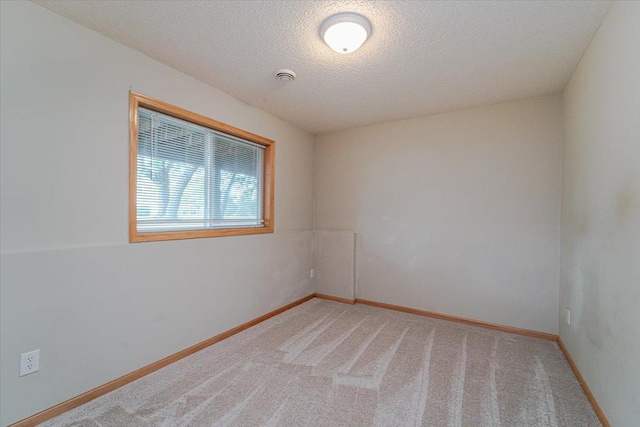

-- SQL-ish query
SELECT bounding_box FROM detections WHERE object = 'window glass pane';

[178,167,205,219]
[136,108,264,232]
[212,135,262,222]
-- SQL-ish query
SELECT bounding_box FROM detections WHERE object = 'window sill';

[129,226,274,243]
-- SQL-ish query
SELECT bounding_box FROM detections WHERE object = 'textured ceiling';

[34,1,611,134]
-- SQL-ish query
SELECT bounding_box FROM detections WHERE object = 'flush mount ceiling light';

[320,12,372,54]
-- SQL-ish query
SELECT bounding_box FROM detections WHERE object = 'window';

[129,92,274,242]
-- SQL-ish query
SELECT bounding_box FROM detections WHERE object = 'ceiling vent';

[275,69,296,82]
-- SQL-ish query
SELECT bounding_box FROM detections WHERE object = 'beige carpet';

[42,299,600,426]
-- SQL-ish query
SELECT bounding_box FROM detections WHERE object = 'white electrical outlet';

[20,349,40,377]
[565,308,571,326]
[309,269,315,279]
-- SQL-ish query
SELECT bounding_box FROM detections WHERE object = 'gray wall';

[315,95,563,334]
[0,2,314,425]
[560,2,640,426]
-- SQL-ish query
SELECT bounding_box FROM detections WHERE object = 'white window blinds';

[136,108,264,232]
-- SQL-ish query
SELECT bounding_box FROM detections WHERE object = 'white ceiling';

[34,1,611,134]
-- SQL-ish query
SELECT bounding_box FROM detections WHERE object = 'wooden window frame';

[129,91,275,242]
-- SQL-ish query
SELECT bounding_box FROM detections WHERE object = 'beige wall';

[0,2,314,425]
[315,95,563,334]
[315,231,356,300]
[560,2,640,426]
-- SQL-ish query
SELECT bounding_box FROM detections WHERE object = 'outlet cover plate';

[20,349,40,376]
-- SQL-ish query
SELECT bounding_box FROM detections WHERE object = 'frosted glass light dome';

[320,13,372,54]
